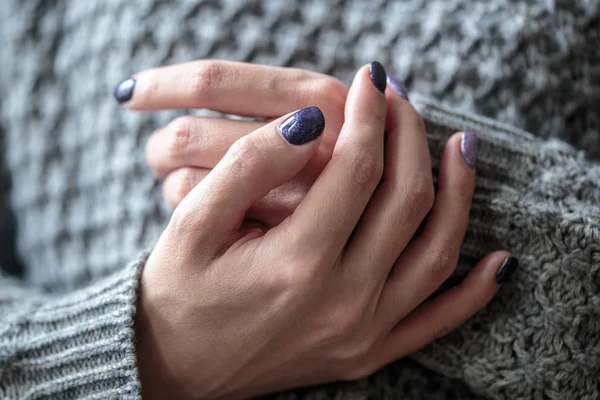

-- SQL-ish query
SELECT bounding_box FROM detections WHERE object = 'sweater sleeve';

[408,94,600,400]
[0,252,147,399]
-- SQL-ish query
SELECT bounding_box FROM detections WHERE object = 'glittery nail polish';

[278,106,325,145]
[369,61,387,93]
[387,75,409,101]
[114,78,136,103]
[461,131,479,169]
[495,256,519,284]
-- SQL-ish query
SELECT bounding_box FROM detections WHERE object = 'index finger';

[271,63,387,260]
[115,60,347,117]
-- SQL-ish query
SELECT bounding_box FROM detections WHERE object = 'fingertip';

[445,132,472,158]
[349,63,387,97]
[436,132,476,204]
[433,251,513,328]
[433,251,512,319]
[469,250,513,291]
[446,131,464,147]
[343,64,388,130]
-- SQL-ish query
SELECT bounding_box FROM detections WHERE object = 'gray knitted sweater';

[1,0,599,399]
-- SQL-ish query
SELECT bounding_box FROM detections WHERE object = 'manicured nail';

[387,75,409,101]
[461,131,479,168]
[369,61,387,93]
[278,106,325,145]
[495,256,519,284]
[114,78,136,103]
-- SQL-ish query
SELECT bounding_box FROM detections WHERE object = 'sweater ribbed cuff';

[0,252,148,399]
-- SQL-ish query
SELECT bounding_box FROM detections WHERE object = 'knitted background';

[1,0,599,398]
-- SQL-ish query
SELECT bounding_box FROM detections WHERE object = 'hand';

[122,60,347,226]
[133,64,512,399]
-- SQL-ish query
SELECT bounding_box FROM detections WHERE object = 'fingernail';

[387,75,409,101]
[495,256,519,284]
[461,131,479,169]
[369,61,387,93]
[114,78,136,103]
[278,106,325,145]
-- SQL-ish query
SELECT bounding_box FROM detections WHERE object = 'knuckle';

[339,358,377,381]
[403,171,434,217]
[322,308,366,349]
[269,262,321,302]
[321,78,347,110]
[166,117,195,157]
[191,61,224,99]
[348,147,383,192]
[168,205,202,238]
[227,137,258,175]
[335,312,363,339]
[432,320,458,341]
[427,239,458,280]
[279,265,313,291]
[345,338,373,362]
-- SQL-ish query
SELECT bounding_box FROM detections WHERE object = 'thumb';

[173,106,325,239]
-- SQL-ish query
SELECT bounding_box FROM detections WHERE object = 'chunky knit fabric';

[1,0,599,399]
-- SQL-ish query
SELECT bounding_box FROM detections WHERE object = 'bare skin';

[122,62,511,399]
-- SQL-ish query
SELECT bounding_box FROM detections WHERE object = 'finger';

[116,60,347,117]
[146,116,263,178]
[162,167,210,209]
[166,172,311,226]
[374,252,518,366]
[281,62,387,258]
[344,77,434,286]
[172,106,325,245]
[377,131,479,327]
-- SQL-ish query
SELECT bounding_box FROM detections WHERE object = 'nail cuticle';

[114,78,136,103]
[369,61,387,93]
[278,106,325,145]
[461,131,479,169]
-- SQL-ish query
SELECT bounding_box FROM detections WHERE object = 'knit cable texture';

[0,0,599,399]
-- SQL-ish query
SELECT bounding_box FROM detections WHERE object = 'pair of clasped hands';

[115,60,517,399]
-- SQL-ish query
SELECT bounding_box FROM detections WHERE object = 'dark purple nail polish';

[461,131,479,168]
[495,256,519,284]
[369,61,387,93]
[387,75,409,101]
[278,106,325,145]
[114,78,136,103]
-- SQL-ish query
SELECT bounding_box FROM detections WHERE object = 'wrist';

[135,278,189,400]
